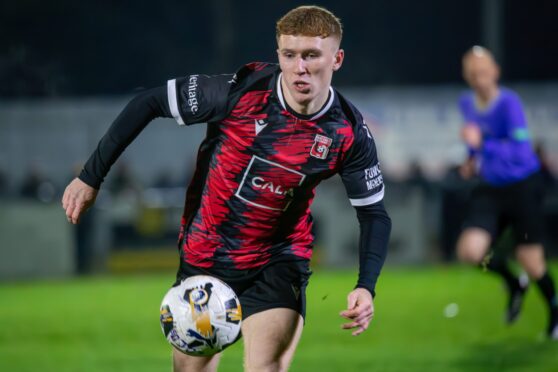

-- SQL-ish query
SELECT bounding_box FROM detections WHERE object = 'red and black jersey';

[166,62,385,275]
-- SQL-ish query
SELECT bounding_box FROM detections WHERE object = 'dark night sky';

[1,0,557,97]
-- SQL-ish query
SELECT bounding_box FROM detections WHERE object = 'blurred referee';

[456,46,557,339]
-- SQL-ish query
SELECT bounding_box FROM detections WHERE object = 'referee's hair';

[276,6,343,44]
[463,45,497,64]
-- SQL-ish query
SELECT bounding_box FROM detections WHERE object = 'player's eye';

[303,52,320,60]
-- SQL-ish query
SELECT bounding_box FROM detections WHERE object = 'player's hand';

[340,287,374,336]
[459,157,476,180]
[62,177,98,224]
[461,124,482,149]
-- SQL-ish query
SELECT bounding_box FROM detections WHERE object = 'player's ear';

[333,49,344,71]
[494,64,501,81]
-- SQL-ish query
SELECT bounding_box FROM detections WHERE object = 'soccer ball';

[159,275,242,356]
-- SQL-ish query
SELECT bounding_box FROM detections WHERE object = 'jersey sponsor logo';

[235,156,306,211]
[255,119,268,135]
[187,75,199,114]
[310,134,332,160]
[364,164,383,191]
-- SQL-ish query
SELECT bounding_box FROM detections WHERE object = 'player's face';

[462,55,500,95]
[277,35,344,113]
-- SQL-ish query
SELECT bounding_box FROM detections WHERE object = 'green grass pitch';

[1,265,557,371]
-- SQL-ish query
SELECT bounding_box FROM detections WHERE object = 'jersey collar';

[276,73,335,121]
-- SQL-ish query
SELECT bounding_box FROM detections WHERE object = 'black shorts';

[173,258,311,320]
[463,171,545,244]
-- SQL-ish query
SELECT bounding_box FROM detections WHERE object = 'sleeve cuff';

[355,284,376,298]
[349,185,385,207]
[78,169,102,190]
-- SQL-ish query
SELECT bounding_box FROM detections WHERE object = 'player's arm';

[340,201,391,336]
[338,120,391,336]
[63,73,235,224]
[63,86,171,223]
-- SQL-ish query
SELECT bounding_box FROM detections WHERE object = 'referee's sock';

[482,256,527,324]
[535,271,558,337]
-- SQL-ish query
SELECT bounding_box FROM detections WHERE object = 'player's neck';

[280,77,330,116]
[475,86,500,109]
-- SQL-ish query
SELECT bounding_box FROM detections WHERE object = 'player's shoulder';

[499,87,523,104]
[333,89,365,128]
[332,89,376,151]
[458,90,474,106]
[230,62,279,93]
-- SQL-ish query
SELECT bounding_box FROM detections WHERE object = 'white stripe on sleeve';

[167,79,185,125]
[349,186,385,206]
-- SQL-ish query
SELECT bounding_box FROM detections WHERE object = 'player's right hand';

[62,177,98,224]
[461,124,482,149]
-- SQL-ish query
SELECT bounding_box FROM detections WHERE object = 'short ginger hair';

[276,6,343,43]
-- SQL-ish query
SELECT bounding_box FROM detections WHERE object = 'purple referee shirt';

[458,87,540,186]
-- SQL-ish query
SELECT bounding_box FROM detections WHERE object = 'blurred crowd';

[2,140,557,272]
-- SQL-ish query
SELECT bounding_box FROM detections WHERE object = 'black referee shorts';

[174,258,311,321]
[463,171,545,245]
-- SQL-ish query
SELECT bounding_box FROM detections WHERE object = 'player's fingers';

[340,301,371,319]
[351,317,372,336]
[353,308,373,323]
[343,315,371,332]
[341,321,368,336]
[352,326,366,336]
[71,201,87,224]
[341,321,360,330]
[62,188,70,209]
[340,309,358,319]
[342,314,370,328]
[65,200,76,221]
[71,206,81,224]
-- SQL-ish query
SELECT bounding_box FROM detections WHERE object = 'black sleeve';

[340,118,385,207]
[167,73,235,125]
[78,86,172,189]
[354,201,392,297]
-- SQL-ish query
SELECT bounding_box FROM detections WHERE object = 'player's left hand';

[340,287,374,336]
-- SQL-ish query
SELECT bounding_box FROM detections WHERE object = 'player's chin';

[293,92,314,106]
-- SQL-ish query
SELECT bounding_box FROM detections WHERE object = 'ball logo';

[310,134,332,160]
[189,289,209,306]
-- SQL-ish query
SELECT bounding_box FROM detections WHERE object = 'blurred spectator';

[0,167,7,196]
[19,164,56,202]
[153,170,178,189]
[405,160,429,191]
[108,163,141,196]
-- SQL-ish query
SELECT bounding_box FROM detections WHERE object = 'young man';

[62,6,391,371]
[456,46,558,339]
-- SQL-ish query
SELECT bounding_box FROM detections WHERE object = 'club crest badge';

[310,134,332,160]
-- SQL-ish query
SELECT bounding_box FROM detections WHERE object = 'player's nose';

[295,57,307,74]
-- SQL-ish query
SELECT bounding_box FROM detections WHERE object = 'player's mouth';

[293,80,311,93]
